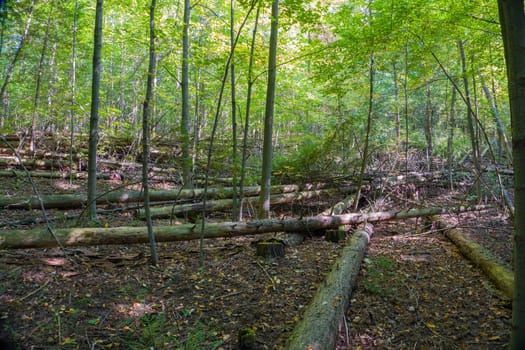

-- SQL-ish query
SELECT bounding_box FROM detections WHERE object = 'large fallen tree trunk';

[285,224,373,350]
[136,187,357,219]
[0,205,489,249]
[0,184,300,209]
[435,220,513,299]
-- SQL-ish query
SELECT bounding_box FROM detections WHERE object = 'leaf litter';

[0,177,514,349]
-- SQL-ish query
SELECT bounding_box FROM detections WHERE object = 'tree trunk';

[230,0,239,221]
[136,187,356,219]
[497,1,525,347]
[353,54,374,211]
[0,205,489,249]
[239,1,261,221]
[181,0,193,189]
[31,3,54,153]
[0,184,300,209]
[142,0,158,265]
[258,0,279,219]
[458,40,481,200]
[424,85,433,171]
[69,0,79,184]
[87,0,104,222]
[285,225,373,350]
[480,75,513,165]
[0,0,34,107]
[447,83,457,190]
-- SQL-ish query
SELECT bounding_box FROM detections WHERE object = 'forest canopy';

[0,0,507,180]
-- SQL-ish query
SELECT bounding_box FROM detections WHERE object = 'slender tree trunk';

[31,4,54,152]
[230,0,239,220]
[424,85,433,171]
[0,2,6,59]
[239,0,261,221]
[0,0,34,109]
[458,40,481,199]
[353,54,374,211]
[87,0,104,222]
[69,0,79,184]
[497,1,525,347]
[258,0,279,219]
[199,3,256,266]
[181,0,193,189]
[142,0,158,266]
[392,61,401,147]
[480,75,513,165]
[403,40,409,177]
[447,84,457,190]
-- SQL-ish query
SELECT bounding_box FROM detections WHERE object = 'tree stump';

[256,240,285,258]
[325,228,347,242]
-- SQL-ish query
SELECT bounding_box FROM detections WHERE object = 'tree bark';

[142,0,158,265]
[285,224,373,350]
[480,75,513,165]
[497,1,525,347]
[258,0,279,218]
[0,205,489,249]
[87,0,104,222]
[180,0,193,189]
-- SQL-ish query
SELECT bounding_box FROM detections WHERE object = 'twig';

[255,260,276,291]
[17,279,50,302]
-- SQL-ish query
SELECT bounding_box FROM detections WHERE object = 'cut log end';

[256,240,285,259]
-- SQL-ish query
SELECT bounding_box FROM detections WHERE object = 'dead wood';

[285,224,373,350]
[435,220,513,299]
[0,185,300,210]
[136,187,356,219]
[0,205,489,249]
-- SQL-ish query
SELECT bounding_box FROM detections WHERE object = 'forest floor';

[0,174,513,349]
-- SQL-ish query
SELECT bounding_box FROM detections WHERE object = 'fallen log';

[0,184,300,209]
[285,224,373,350]
[136,187,357,219]
[0,205,489,249]
[435,220,513,299]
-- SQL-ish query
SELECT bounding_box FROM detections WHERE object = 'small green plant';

[362,257,402,298]
[122,312,175,349]
[182,321,223,350]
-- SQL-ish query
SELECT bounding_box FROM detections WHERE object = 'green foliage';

[121,312,175,349]
[0,0,510,185]
[179,321,223,350]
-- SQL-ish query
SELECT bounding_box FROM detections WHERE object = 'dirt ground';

[0,174,513,349]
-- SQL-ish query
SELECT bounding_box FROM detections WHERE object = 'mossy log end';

[435,220,513,299]
[284,224,373,350]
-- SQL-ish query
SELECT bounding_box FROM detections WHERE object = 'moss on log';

[435,220,513,299]
[285,224,373,350]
